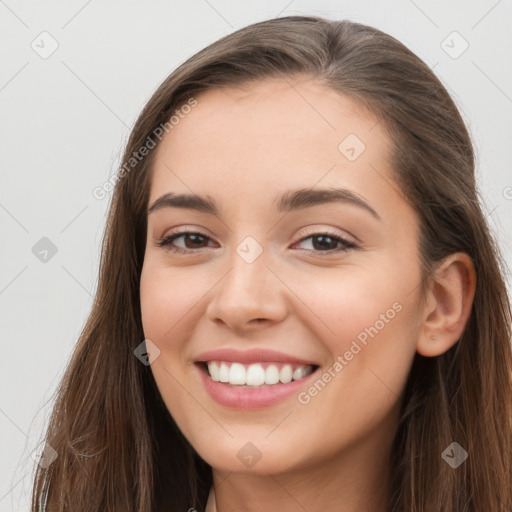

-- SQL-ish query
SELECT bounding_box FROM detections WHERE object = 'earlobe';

[416,252,476,358]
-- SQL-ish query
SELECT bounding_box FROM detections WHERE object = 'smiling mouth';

[197,361,320,388]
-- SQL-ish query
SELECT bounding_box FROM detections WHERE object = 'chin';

[194,438,307,476]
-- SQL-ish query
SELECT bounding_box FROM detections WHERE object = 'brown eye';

[293,232,357,255]
[154,231,213,254]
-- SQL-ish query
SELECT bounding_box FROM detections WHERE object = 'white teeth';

[292,366,309,380]
[279,364,293,384]
[229,363,246,385]
[246,364,266,386]
[265,364,280,385]
[219,362,229,382]
[205,361,315,386]
[208,361,220,381]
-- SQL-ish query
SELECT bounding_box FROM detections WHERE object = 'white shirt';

[205,486,216,512]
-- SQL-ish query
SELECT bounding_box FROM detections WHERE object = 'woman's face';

[140,77,425,476]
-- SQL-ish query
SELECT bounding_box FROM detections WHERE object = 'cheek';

[288,265,407,345]
[139,264,200,427]
[290,264,420,397]
[139,263,204,345]
[139,263,209,411]
[288,292,418,463]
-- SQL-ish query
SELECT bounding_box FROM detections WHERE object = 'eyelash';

[153,229,358,256]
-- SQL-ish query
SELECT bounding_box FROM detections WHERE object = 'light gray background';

[1,1,511,510]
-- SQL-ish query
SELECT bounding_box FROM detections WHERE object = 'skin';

[139,76,476,512]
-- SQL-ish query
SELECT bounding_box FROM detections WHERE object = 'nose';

[205,248,288,332]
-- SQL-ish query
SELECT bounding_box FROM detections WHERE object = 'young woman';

[31,15,512,512]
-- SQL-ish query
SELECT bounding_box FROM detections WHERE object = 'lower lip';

[195,363,319,410]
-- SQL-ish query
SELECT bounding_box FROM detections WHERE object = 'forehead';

[149,77,398,218]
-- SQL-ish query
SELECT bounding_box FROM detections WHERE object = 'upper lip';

[194,348,319,366]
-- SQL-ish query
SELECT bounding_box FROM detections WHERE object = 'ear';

[416,252,476,357]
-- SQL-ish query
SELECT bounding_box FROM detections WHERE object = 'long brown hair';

[31,16,512,511]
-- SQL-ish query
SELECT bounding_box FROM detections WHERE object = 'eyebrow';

[147,187,381,221]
